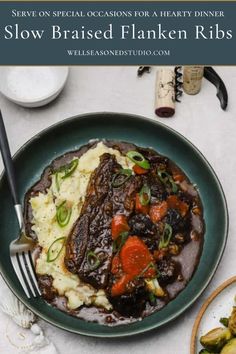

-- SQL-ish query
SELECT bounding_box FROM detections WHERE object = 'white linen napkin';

[0,278,58,353]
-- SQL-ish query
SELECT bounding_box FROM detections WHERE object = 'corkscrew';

[137,66,151,77]
[174,66,183,103]
[204,67,228,110]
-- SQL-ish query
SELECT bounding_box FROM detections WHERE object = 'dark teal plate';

[0,112,228,337]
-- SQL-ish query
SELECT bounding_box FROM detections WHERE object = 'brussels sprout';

[200,327,233,352]
[228,307,236,335]
[220,338,236,354]
[199,350,214,354]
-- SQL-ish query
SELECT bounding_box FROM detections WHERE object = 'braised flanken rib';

[64,153,142,289]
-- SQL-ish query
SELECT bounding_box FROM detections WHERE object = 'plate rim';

[0,112,229,337]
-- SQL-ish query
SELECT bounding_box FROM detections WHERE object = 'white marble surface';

[0,66,236,354]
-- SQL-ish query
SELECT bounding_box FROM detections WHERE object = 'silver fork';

[0,110,41,298]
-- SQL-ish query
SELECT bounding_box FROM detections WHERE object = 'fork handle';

[0,110,19,205]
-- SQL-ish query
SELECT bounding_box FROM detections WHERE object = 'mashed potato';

[30,142,133,310]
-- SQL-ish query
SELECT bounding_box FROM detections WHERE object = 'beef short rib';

[64,153,141,289]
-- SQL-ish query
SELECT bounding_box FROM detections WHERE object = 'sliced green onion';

[171,181,178,193]
[145,278,165,297]
[157,169,178,193]
[139,185,151,206]
[61,159,79,179]
[126,151,150,170]
[112,169,132,188]
[159,223,173,249]
[87,251,100,270]
[138,262,157,278]
[55,171,62,192]
[149,292,156,305]
[54,159,79,191]
[47,237,66,263]
[56,201,72,227]
[112,231,129,253]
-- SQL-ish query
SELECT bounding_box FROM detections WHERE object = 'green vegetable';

[47,237,66,263]
[87,251,100,270]
[145,278,165,297]
[112,169,132,188]
[135,262,157,280]
[221,338,236,354]
[55,171,62,192]
[56,201,72,227]
[220,317,229,328]
[199,350,214,354]
[200,328,232,352]
[138,262,157,278]
[228,307,236,335]
[159,223,173,249]
[126,151,150,170]
[112,231,129,253]
[139,185,151,206]
[58,159,79,178]
[149,292,156,305]
[157,169,178,193]
[54,159,79,191]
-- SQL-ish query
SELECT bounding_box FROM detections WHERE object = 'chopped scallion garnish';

[56,201,72,227]
[112,231,129,253]
[61,159,79,179]
[159,223,173,249]
[87,251,101,270]
[149,292,156,305]
[126,151,150,170]
[145,278,165,297]
[47,237,66,263]
[157,169,178,193]
[112,169,132,188]
[139,185,151,206]
[138,262,157,278]
[55,171,62,192]
[54,159,79,191]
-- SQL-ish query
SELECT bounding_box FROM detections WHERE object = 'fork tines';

[11,251,41,298]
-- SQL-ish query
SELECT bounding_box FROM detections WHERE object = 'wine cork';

[183,66,204,95]
[155,69,175,118]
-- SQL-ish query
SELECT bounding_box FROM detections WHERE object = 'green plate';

[0,112,228,337]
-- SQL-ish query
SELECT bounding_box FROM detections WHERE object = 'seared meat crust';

[64,153,142,289]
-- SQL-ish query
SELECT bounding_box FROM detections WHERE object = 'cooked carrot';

[120,236,155,277]
[149,201,168,223]
[144,266,156,278]
[111,215,130,240]
[173,174,185,183]
[135,194,150,214]
[111,254,121,274]
[133,164,149,175]
[180,202,189,217]
[167,195,189,217]
[166,195,179,208]
[153,249,168,261]
[111,274,132,297]
[111,236,156,296]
